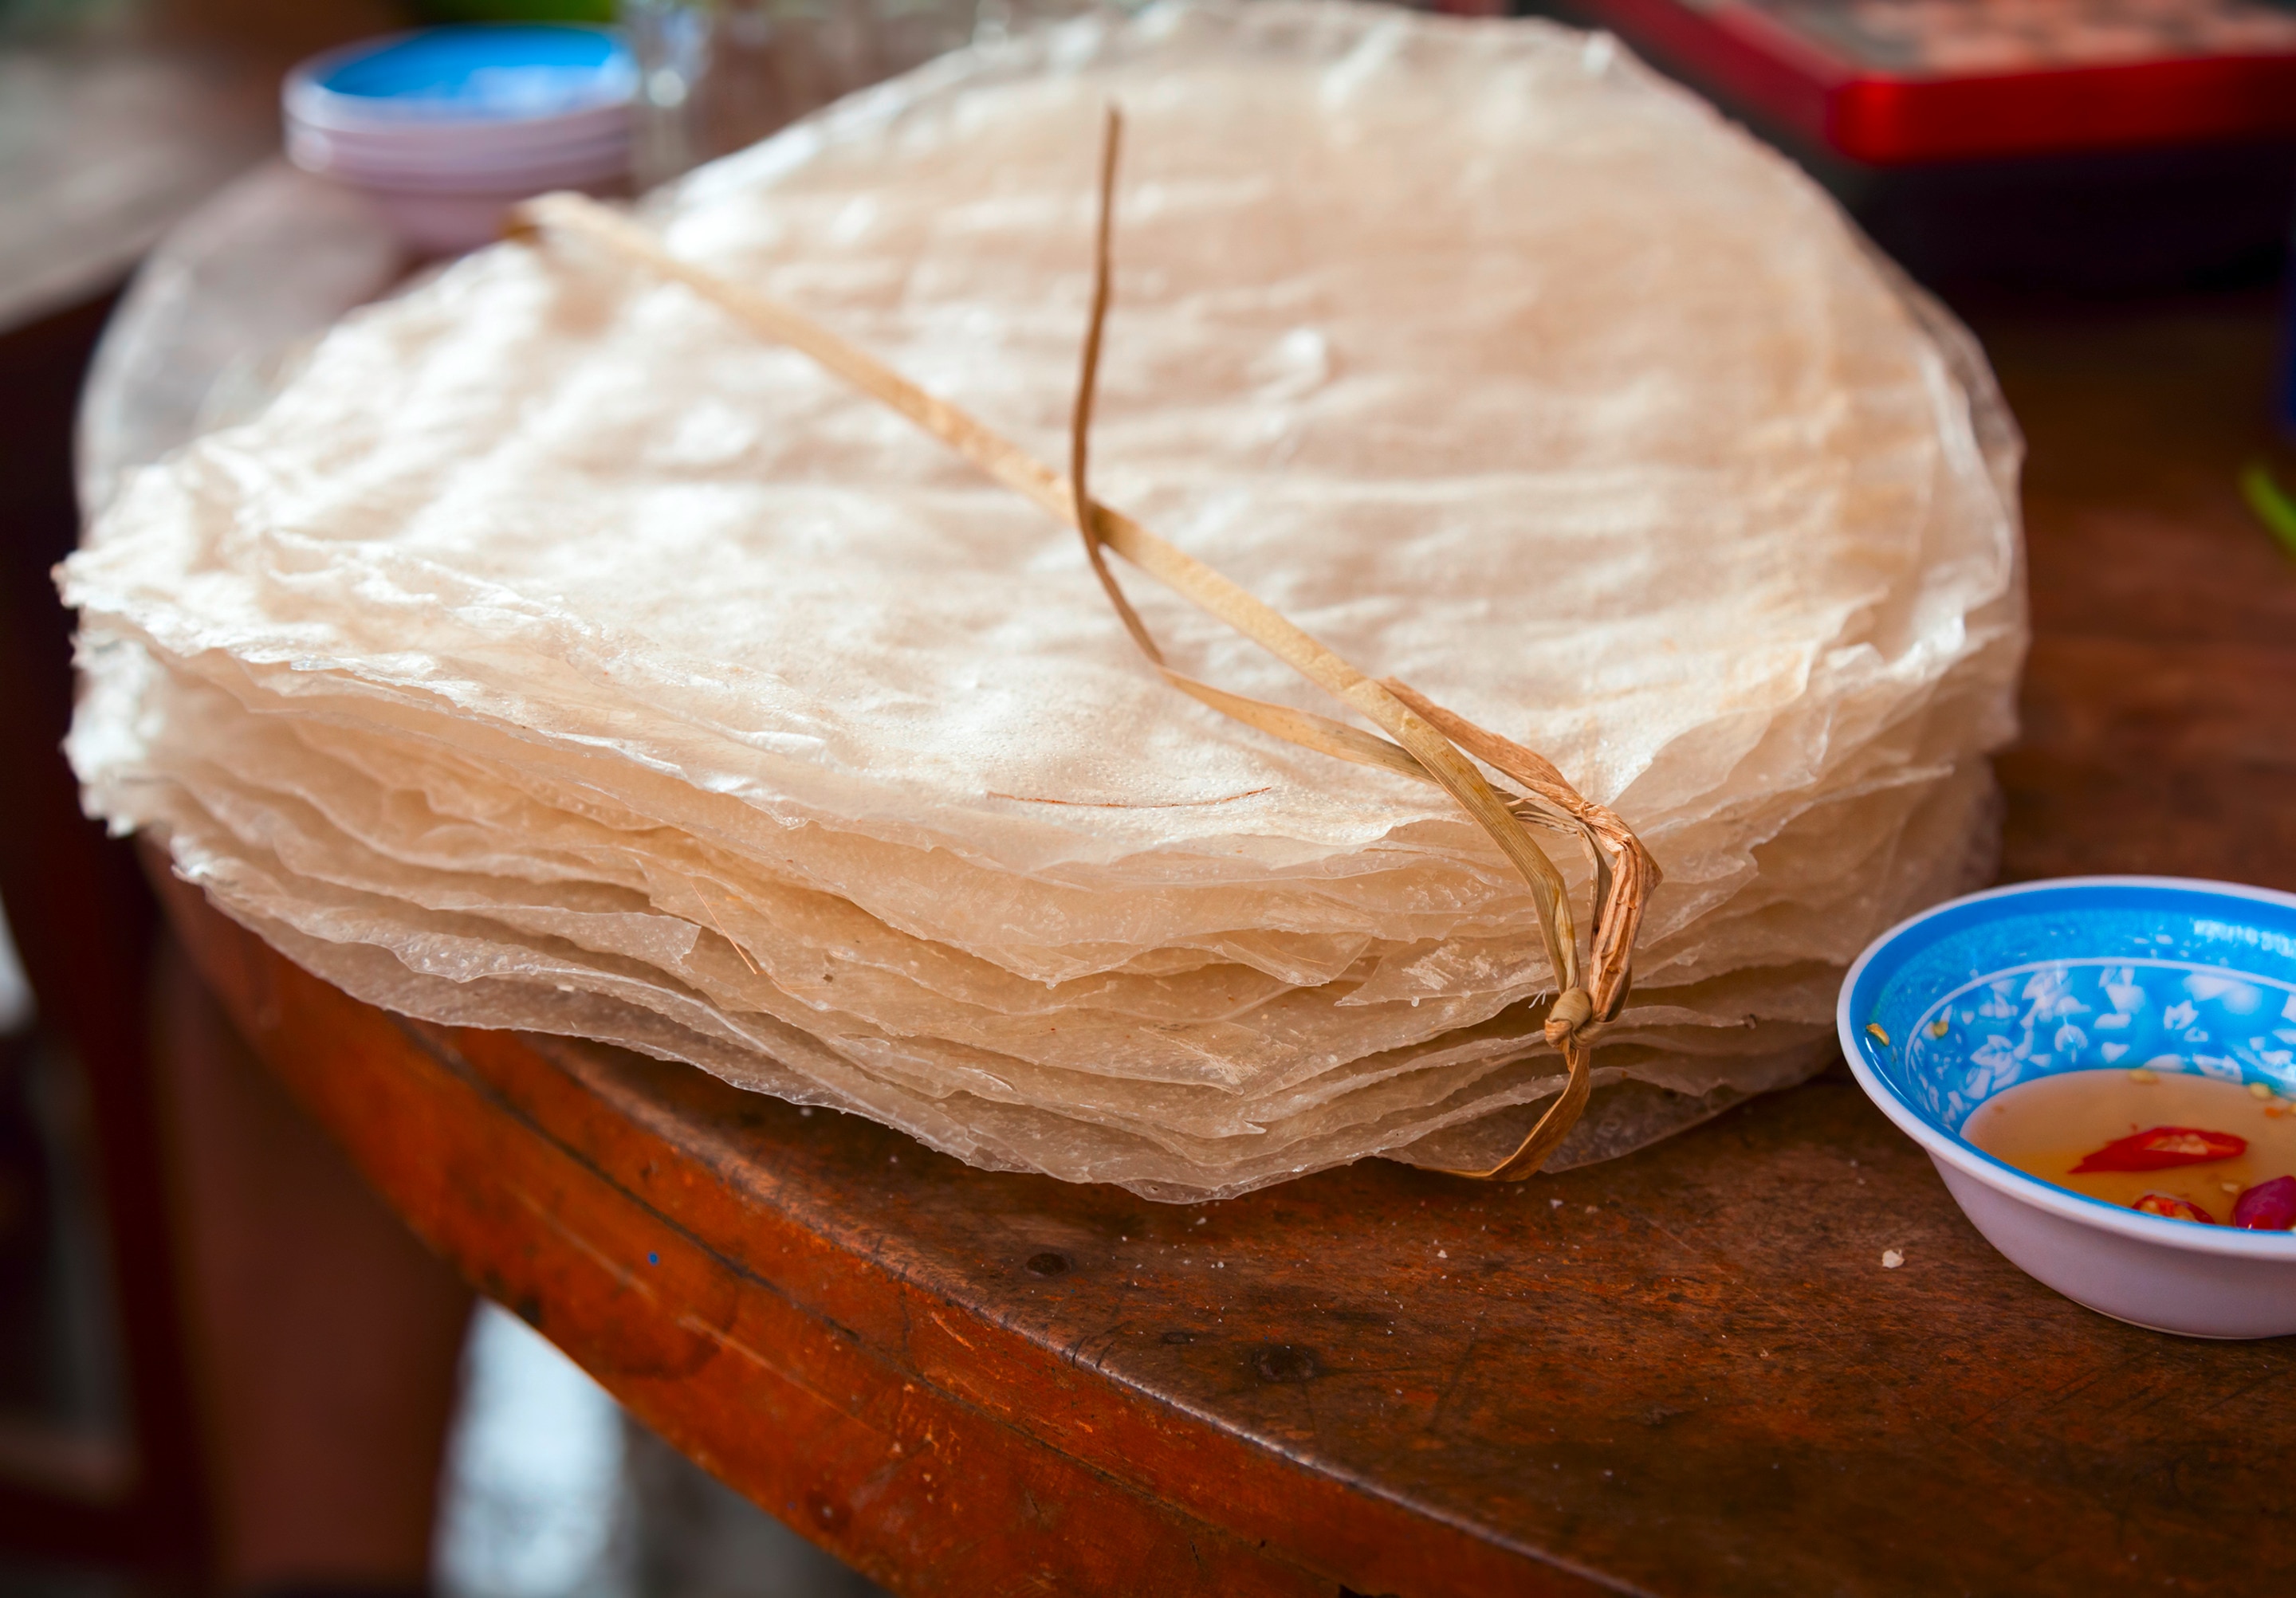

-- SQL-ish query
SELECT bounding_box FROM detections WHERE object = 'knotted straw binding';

[512,106,1658,1181]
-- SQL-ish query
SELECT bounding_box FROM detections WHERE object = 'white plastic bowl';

[1838,876,2296,1338]
[283,25,633,255]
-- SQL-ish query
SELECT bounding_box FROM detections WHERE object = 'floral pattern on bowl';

[1898,959,2296,1133]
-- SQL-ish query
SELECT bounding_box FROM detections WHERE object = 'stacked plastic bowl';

[285,24,635,254]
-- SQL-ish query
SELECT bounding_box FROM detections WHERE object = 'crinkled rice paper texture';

[64,0,2025,1199]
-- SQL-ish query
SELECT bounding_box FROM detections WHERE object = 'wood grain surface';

[158,298,2296,1596]
[1991,299,2296,890]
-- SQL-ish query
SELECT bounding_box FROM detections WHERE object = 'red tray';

[1571,0,2296,164]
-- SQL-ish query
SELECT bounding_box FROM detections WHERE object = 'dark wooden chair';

[0,289,214,1586]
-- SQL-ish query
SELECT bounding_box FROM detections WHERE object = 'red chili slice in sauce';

[2231,1176,2296,1231]
[2072,1125,2247,1173]
[2132,1192,2215,1223]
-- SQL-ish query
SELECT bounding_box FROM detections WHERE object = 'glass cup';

[624,0,1110,187]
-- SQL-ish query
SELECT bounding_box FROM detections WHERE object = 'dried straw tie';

[511,108,1658,1180]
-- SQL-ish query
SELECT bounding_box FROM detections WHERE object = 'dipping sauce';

[1965,1069,2296,1224]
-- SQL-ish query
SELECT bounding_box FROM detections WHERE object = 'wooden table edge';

[151,858,1644,1598]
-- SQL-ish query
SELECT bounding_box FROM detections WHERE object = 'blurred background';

[1,0,2291,1594]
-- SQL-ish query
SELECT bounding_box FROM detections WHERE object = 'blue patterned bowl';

[1839,877,2296,1338]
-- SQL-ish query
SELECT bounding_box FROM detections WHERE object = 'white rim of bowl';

[1838,874,2296,1260]
[286,134,631,190]
[286,119,633,156]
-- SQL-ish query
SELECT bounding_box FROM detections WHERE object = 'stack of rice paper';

[62,0,2025,1200]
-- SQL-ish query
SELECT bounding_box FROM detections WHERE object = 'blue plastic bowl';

[1839,876,2296,1337]
[292,24,636,125]
[283,25,635,252]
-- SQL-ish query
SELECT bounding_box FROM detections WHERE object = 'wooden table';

[158,296,2296,1597]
